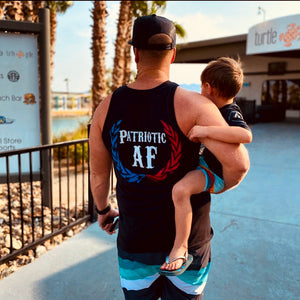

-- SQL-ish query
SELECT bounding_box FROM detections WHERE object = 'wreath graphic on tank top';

[110,120,182,183]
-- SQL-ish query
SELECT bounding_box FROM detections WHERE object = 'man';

[89,14,250,300]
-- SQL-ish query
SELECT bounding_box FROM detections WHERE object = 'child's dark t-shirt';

[202,102,251,178]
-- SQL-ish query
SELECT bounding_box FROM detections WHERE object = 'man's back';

[101,81,211,253]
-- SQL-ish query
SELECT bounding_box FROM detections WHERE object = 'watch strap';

[95,204,111,215]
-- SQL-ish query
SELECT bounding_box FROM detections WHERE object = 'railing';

[0,139,93,264]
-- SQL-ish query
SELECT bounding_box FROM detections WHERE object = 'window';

[262,79,300,110]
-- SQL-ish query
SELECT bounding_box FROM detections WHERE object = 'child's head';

[201,57,243,101]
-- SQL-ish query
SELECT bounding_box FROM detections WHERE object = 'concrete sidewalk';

[0,121,300,300]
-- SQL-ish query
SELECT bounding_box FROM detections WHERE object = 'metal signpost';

[0,8,52,205]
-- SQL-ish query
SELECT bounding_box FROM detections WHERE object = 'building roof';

[174,34,247,63]
[174,33,300,64]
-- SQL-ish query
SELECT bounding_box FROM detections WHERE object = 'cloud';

[165,12,232,43]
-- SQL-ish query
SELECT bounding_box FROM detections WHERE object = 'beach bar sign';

[246,14,300,55]
[0,32,40,174]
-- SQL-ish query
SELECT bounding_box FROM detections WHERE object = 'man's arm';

[202,138,250,191]
[189,125,252,144]
[174,88,250,192]
[89,95,119,234]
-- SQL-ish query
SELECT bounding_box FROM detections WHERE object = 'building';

[51,91,92,117]
[175,14,300,122]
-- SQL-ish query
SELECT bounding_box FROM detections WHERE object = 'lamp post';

[64,78,69,109]
[258,6,266,21]
[64,78,69,94]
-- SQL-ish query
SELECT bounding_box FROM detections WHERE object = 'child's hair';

[201,57,244,99]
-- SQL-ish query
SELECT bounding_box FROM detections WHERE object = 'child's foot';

[160,246,187,271]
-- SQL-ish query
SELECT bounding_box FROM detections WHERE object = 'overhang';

[175,14,300,63]
[174,34,247,63]
[175,32,300,63]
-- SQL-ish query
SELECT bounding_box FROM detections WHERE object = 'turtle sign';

[246,14,300,55]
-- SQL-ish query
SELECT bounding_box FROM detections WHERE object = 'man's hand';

[98,207,119,235]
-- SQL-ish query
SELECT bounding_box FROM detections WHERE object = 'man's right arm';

[174,87,250,191]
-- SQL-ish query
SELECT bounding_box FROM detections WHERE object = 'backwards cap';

[128,14,176,50]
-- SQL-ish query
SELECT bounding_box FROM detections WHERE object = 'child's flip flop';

[159,251,193,276]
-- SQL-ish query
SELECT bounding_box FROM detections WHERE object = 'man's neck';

[129,67,170,90]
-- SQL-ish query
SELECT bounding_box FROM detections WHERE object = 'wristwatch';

[95,204,111,215]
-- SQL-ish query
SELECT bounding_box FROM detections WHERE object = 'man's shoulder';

[93,93,113,128]
[175,86,211,105]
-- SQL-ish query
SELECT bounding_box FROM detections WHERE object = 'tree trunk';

[91,0,107,114]
[49,9,56,84]
[32,1,44,22]
[111,0,132,92]
[123,5,133,85]
[21,1,34,22]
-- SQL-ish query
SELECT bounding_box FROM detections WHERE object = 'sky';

[52,1,300,93]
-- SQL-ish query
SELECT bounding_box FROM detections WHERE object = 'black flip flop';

[159,252,193,276]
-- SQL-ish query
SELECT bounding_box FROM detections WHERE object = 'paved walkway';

[0,121,300,300]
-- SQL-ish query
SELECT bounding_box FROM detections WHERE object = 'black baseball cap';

[128,14,176,50]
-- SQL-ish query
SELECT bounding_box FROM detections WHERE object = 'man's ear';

[134,48,139,63]
[171,48,176,63]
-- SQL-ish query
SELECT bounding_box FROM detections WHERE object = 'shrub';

[52,122,89,164]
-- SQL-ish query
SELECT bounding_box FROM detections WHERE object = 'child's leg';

[160,169,207,271]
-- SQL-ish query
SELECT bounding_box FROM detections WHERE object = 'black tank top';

[102,81,212,253]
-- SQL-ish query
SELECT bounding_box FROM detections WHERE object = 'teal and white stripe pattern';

[118,255,161,290]
[167,262,211,295]
[118,252,211,295]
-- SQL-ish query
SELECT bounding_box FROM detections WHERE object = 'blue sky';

[52,1,300,92]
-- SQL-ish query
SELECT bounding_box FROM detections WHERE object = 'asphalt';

[0,120,300,300]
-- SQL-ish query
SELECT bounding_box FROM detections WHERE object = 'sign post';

[0,33,40,173]
[0,8,52,206]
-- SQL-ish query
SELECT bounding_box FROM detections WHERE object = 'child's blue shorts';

[196,156,224,193]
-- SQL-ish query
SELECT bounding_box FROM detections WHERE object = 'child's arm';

[188,125,252,144]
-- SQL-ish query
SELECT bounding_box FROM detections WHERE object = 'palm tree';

[45,1,73,83]
[112,1,185,90]
[0,1,6,19]
[132,1,186,43]
[1,1,23,20]
[112,1,166,91]
[21,1,34,22]
[32,1,44,22]
[122,4,133,86]
[0,1,44,22]
[132,1,166,18]
[91,0,107,114]
[111,0,132,92]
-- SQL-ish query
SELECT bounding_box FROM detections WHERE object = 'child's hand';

[188,125,208,142]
